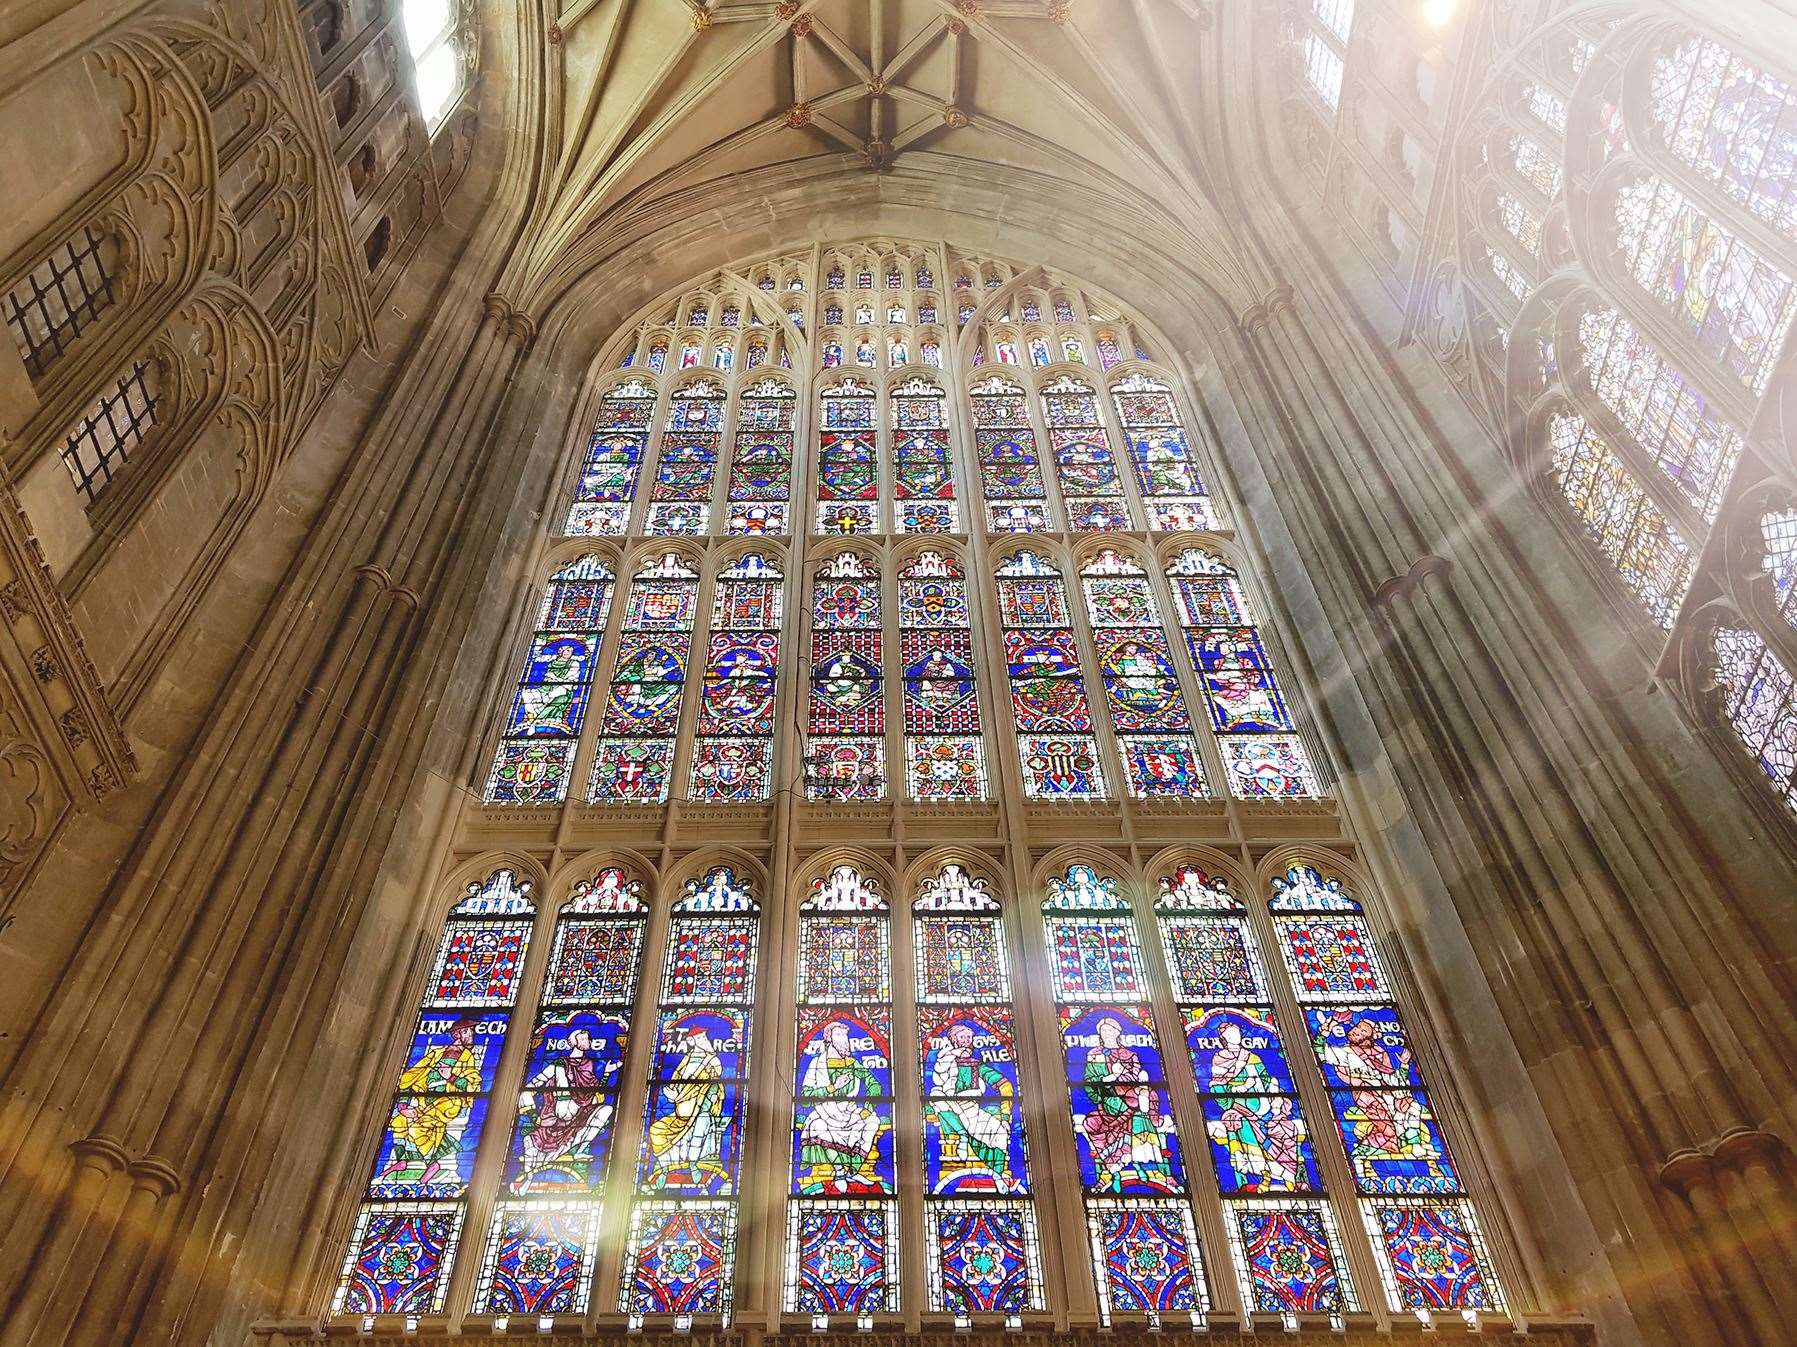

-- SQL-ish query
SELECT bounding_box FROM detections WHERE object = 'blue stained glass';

[640,1082,744,1194]
[1326,1089,1459,1194]
[336,1206,463,1313]
[787,1202,897,1313]
[1305,1005,1421,1089]
[930,1206,1038,1313]
[1049,918,1146,999]
[653,1006,750,1079]
[503,1095,620,1194]
[368,1095,490,1198]
[1059,1003,1167,1081]
[1200,1095,1320,1193]
[1372,1202,1497,1309]
[1186,1006,1297,1094]
[1119,736,1207,797]
[623,1201,736,1314]
[792,1099,896,1194]
[1185,626,1271,670]
[1233,1206,1348,1314]
[480,1204,595,1313]
[920,1006,1030,1194]
[796,1005,893,1098]
[397,1011,509,1094]
[519,1008,630,1089]
[1091,1201,1203,1316]
[1201,666,1293,732]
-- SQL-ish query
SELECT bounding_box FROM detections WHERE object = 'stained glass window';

[567,380,655,536]
[472,869,646,1315]
[648,380,725,536]
[1043,864,1207,1325]
[726,377,795,536]
[1152,865,1356,1316]
[808,551,886,801]
[1496,192,1542,256]
[689,554,782,802]
[1165,549,1321,799]
[1509,133,1562,197]
[785,866,900,1319]
[1486,247,1529,301]
[1041,374,1134,531]
[1111,373,1219,532]
[1713,626,1797,810]
[970,374,1049,533]
[333,870,534,1315]
[621,867,760,1323]
[914,865,1045,1316]
[486,556,616,805]
[1612,176,1795,392]
[1577,308,1745,519]
[590,553,700,803]
[995,551,1107,800]
[1522,83,1566,134]
[1269,866,1504,1313]
[891,376,959,532]
[1080,550,1208,798]
[1650,36,1797,241]
[900,552,988,800]
[1312,0,1353,44]
[817,377,878,535]
[1547,412,1694,625]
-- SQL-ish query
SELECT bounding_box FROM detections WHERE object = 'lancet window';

[725,377,795,535]
[647,381,725,536]
[688,554,783,802]
[899,551,987,800]
[914,864,1045,1317]
[971,373,1050,533]
[1267,865,1503,1314]
[621,867,761,1322]
[807,551,887,801]
[785,865,900,1320]
[589,553,699,803]
[1043,864,1205,1326]
[334,870,536,1315]
[890,376,958,532]
[485,556,616,805]
[995,552,1107,800]
[566,381,654,536]
[471,870,646,1315]
[1152,865,1354,1318]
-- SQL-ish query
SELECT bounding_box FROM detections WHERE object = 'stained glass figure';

[686,554,781,800]
[1269,866,1503,1311]
[648,339,668,375]
[648,380,724,535]
[1613,176,1795,391]
[970,374,1050,533]
[1111,373,1218,531]
[807,552,886,801]
[1043,865,1208,1322]
[1578,308,1745,520]
[335,872,534,1314]
[1080,551,1208,798]
[725,377,795,535]
[1713,626,1797,811]
[1096,332,1124,369]
[900,553,988,800]
[785,868,900,1317]
[913,865,1045,1313]
[619,868,759,1320]
[1152,865,1355,1313]
[464,870,646,1313]
[996,552,1107,799]
[1165,550,1320,799]
[816,378,879,535]
[1650,36,1797,242]
[590,554,699,803]
[1547,412,1694,625]
[1040,374,1134,531]
[567,380,655,535]
[486,556,615,805]
[891,376,960,532]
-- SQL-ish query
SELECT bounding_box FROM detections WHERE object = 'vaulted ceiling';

[513,0,1234,294]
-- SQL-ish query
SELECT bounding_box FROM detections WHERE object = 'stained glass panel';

[900,552,987,800]
[487,557,615,805]
[566,381,655,535]
[1040,374,1133,530]
[590,555,699,802]
[788,867,899,1315]
[997,553,1108,799]
[727,377,795,535]
[817,379,879,534]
